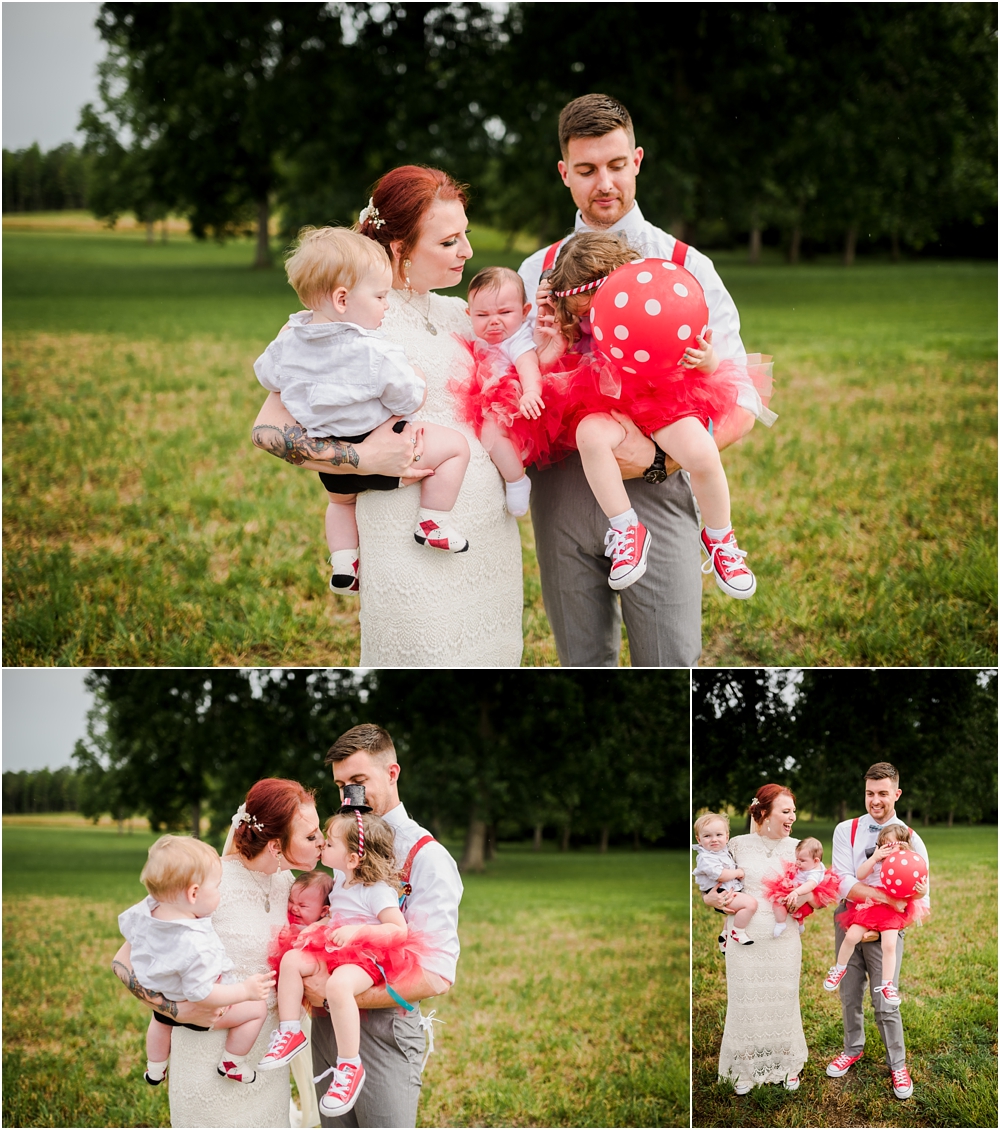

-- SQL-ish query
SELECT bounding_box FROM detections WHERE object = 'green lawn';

[3,222,996,665]
[1,818,688,1127]
[692,822,999,1127]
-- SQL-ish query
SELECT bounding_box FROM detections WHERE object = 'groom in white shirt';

[827,762,930,1100]
[307,724,463,1128]
[519,93,754,667]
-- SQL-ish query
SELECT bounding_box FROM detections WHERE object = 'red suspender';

[399,834,435,898]
[541,238,564,274]
[671,239,689,266]
[850,817,859,846]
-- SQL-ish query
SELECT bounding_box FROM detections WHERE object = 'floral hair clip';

[358,197,385,229]
[231,803,264,832]
[552,275,609,298]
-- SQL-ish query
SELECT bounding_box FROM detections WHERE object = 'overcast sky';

[2,669,94,771]
[3,2,104,151]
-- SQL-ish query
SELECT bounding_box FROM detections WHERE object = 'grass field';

[692,822,998,1127]
[1,817,688,1128]
[3,218,996,665]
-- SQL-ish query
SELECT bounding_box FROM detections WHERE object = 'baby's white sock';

[505,475,531,517]
[146,1059,169,1082]
[773,921,788,937]
[418,506,453,525]
[279,1020,302,1034]
[705,523,733,541]
[338,1054,362,1069]
[609,508,639,532]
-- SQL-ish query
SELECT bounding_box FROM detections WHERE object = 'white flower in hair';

[358,197,385,229]
[231,803,263,831]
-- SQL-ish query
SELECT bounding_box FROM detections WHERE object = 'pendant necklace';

[241,859,274,912]
[407,291,437,335]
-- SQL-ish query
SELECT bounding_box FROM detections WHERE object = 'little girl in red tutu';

[824,825,928,1008]
[761,837,842,938]
[257,810,430,1118]
[450,266,550,517]
[537,233,775,595]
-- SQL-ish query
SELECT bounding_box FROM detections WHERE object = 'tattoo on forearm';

[113,959,179,1018]
[252,423,360,468]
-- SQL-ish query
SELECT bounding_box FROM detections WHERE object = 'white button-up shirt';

[831,814,930,910]
[518,202,746,361]
[382,801,463,984]
[118,895,235,1001]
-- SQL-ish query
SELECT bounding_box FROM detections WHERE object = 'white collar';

[287,311,374,336]
[574,201,647,238]
[382,800,408,827]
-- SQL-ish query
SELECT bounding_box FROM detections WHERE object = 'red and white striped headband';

[355,811,365,860]
[552,275,609,298]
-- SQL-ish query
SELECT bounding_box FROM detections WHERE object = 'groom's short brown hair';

[326,723,396,765]
[864,761,899,785]
[558,94,635,158]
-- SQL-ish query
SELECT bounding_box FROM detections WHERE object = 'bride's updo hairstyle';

[232,778,316,860]
[356,165,469,275]
[748,783,796,827]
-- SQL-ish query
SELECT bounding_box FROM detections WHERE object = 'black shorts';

[152,1011,211,1032]
[315,430,401,495]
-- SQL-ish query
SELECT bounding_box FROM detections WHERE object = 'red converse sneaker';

[605,521,652,590]
[875,980,901,1008]
[217,1057,256,1084]
[413,518,469,552]
[700,528,756,598]
[318,1061,366,1117]
[257,1027,308,1071]
[890,1065,913,1099]
[826,1051,863,1077]
[823,965,848,991]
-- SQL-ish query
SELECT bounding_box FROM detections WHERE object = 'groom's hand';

[610,412,682,480]
[112,942,225,1027]
[703,888,736,913]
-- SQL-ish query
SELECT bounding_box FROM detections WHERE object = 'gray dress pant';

[528,453,702,667]
[834,911,906,1069]
[311,1007,424,1128]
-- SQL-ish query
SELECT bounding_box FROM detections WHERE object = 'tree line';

[63,2,996,266]
[65,669,688,870]
[693,669,997,826]
[2,143,91,213]
[2,766,82,815]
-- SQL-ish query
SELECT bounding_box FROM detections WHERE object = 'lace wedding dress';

[168,858,296,1127]
[717,834,809,1088]
[356,290,524,666]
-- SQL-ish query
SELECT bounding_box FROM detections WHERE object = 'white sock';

[705,523,733,541]
[505,474,531,516]
[773,922,788,937]
[146,1059,168,1081]
[338,1054,362,1069]
[279,1021,302,1034]
[834,962,847,972]
[417,506,452,526]
[329,547,358,567]
[609,508,638,532]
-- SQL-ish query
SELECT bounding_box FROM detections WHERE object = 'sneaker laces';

[604,526,635,561]
[891,1067,911,1086]
[701,536,748,576]
[263,1029,286,1056]
[312,1064,351,1092]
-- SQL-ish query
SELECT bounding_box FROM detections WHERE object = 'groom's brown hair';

[326,723,396,765]
[864,761,899,785]
[558,94,635,158]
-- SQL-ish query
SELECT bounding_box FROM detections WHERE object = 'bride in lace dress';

[112,780,324,1128]
[251,166,523,666]
[714,785,808,1093]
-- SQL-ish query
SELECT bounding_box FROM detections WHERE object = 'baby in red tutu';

[286,868,333,927]
[451,266,546,517]
[539,233,773,595]
[257,810,428,1118]
[824,825,928,1008]
[761,837,842,938]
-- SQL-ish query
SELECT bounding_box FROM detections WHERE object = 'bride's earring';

[403,258,412,291]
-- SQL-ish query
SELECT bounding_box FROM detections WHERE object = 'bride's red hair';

[749,783,796,826]
[357,165,469,266]
[233,778,315,861]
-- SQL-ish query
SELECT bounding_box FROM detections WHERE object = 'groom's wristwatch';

[643,442,669,484]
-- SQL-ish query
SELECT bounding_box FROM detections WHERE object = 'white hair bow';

[230,803,263,832]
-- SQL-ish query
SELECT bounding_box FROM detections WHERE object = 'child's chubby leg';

[144,1013,172,1084]
[575,413,630,518]
[325,492,360,594]
[652,417,729,529]
[772,899,790,936]
[483,428,531,516]
[412,424,472,552]
[256,950,322,1073]
[874,928,902,1006]
[213,998,269,1056]
[725,892,758,941]
[324,963,376,1060]
[825,924,866,991]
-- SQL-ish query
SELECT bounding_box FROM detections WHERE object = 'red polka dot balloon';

[881,850,927,898]
[589,259,709,374]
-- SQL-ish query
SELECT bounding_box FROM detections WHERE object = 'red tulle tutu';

[839,893,926,933]
[269,916,430,996]
[761,863,842,922]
